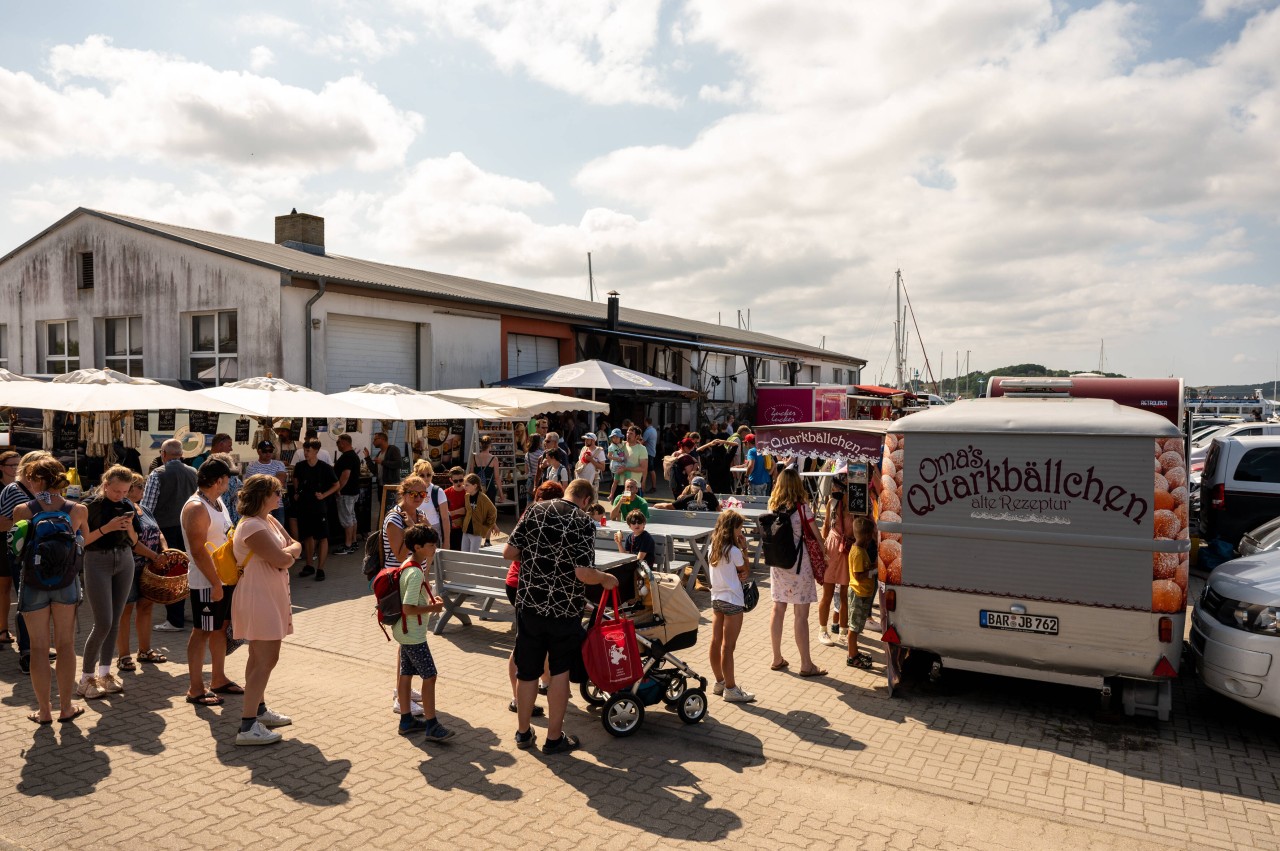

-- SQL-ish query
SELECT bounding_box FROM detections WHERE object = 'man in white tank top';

[180,458,238,706]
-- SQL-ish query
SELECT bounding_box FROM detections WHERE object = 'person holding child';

[708,511,756,703]
[394,524,453,740]
[845,515,878,670]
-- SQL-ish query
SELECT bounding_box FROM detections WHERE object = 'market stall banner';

[755,425,885,464]
[235,418,251,443]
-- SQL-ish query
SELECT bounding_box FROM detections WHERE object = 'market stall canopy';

[35,368,257,415]
[494,359,695,395]
[194,375,383,420]
[0,369,49,410]
[327,383,481,421]
[427,386,610,419]
[753,419,890,464]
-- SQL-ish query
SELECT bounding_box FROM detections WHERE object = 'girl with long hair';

[707,510,755,703]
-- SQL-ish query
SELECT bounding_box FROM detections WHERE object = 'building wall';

[0,216,282,380]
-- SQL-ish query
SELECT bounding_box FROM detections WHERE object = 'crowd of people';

[4,415,881,757]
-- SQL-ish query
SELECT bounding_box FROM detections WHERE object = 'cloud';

[402,0,679,107]
[237,14,417,63]
[0,36,422,172]
[248,45,275,72]
[1202,0,1276,21]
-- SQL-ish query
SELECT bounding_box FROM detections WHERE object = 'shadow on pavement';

[414,717,521,802]
[18,722,111,799]
[198,710,353,806]
[85,668,182,756]
[735,703,865,752]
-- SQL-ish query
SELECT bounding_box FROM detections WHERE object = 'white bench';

[431,550,514,635]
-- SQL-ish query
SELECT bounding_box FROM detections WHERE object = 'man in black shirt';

[503,478,617,755]
[332,434,362,555]
[292,441,339,581]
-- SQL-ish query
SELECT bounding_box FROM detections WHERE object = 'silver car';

[1238,516,1280,557]
[1190,550,1280,718]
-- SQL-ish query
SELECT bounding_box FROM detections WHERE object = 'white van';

[878,396,1190,719]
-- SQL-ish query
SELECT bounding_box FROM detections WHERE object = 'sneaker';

[235,721,283,746]
[818,630,835,647]
[541,733,580,755]
[19,654,31,675]
[314,569,325,582]
[154,622,184,632]
[257,707,293,728]
[78,678,107,699]
[723,685,757,703]
[537,682,549,696]
[514,728,537,749]
[298,565,315,578]
[830,624,841,635]
[712,680,725,696]
[99,674,124,694]
[423,720,455,742]
[399,717,429,736]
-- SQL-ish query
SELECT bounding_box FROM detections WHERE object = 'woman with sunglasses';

[382,476,432,571]
[0,450,50,673]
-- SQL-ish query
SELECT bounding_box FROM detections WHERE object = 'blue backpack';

[20,500,82,591]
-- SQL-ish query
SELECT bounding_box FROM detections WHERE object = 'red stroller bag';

[582,588,643,692]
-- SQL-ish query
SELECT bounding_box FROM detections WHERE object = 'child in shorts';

[396,524,453,740]
[846,515,877,670]
[707,511,755,703]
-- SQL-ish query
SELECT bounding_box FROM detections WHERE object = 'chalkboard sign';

[133,411,148,431]
[848,481,869,515]
[345,419,359,434]
[158,410,176,431]
[414,420,427,429]
[188,411,208,433]
[235,418,251,443]
[290,418,303,435]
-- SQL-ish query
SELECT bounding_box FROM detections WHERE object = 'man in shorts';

[503,479,617,754]
[332,434,362,554]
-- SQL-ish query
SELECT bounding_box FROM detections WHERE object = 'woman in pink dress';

[231,474,302,746]
[766,468,826,678]
[818,479,856,647]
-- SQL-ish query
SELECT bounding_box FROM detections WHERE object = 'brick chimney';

[274,209,325,256]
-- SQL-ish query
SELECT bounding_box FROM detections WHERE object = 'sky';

[2,0,1278,387]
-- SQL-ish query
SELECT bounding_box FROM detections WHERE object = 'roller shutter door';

[325,315,418,393]
[507,333,560,377]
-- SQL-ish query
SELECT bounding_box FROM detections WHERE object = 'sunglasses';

[406,490,427,498]
[628,520,645,526]
[451,478,463,484]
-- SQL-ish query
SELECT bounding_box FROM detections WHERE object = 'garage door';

[325,315,418,393]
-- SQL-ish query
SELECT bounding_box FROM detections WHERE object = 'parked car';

[1190,549,1280,719]
[1199,435,1280,551]
[1239,515,1280,557]
[1189,421,1280,470]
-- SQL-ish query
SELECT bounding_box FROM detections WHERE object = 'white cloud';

[237,14,417,63]
[403,0,679,107]
[1202,0,1275,21]
[698,81,747,105]
[0,36,422,172]
[248,45,275,72]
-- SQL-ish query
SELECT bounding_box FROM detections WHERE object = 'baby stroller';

[580,563,709,737]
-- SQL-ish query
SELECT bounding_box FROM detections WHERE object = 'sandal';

[846,653,874,670]
[509,699,545,717]
[211,681,244,695]
[185,692,224,706]
[57,706,86,723]
[118,656,137,672]
[137,649,168,664]
[797,667,828,677]
[770,660,790,671]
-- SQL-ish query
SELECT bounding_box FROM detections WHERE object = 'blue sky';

[2,0,1278,387]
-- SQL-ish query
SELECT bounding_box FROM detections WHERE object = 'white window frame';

[104,316,144,377]
[42,319,80,374]
[833,367,844,384]
[704,354,731,402]
[189,310,238,387]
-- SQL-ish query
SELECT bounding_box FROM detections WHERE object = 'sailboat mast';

[895,269,904,390]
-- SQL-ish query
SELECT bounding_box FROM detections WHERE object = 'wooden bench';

[431,550,514,635]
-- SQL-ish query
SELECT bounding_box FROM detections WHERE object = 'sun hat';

[691,476,707,488]
[609,428,624,438]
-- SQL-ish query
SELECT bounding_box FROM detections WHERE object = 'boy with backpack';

[381,523,453,740]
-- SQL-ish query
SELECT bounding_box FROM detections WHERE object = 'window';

[703,354,731,401]
[1234,448,1280,484]
[833,367,844,384]
[809,365,821,383]
[77,252,95,289]
[757,359,770,381]
[0,325,7,370]
[104,317,144,377]
[507,333,559,376]
[619,343,641,371]
[190,311,238,386]
[43,320,80,374]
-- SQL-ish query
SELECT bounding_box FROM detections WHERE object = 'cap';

[692,476,707,487]
[744,433,756,443]
[256,440,274,451]
[582,433,597,441]
[609,428,624,438]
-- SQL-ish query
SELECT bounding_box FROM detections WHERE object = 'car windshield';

[1250,515,1280,549]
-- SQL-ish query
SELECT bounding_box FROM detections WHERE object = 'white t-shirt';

[575,446,606,485]
[185,492,231,591]
[418,484,450,530]
[709,545,745,607]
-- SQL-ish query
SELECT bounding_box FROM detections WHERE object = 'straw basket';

[140,548,191,606]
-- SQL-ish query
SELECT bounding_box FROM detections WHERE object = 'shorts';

[295,505,328,541]
[337,494,358,528]
[847,591,875,634]
[127,561,144,604]
[712,599,744,616]
[748,482,771,496]
[514,609,582,681]
[191,585,234,631]
[398,641,438,680]
[18,576,82,613]
[505,584,517,606]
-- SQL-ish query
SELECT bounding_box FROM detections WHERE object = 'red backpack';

[372,559,437,640]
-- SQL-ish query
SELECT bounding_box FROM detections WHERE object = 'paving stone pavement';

[2,545,1279,850]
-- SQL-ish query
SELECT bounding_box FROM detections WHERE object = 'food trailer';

[755,384,848,425]
[877,392,1190,719]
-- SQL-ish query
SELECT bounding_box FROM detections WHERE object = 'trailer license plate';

[979,611,1059,635]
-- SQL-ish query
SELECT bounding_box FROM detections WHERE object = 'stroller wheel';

[661,676,688,707]
[602,693,645,737]
[676,688,708,725]
[579,681,608,708]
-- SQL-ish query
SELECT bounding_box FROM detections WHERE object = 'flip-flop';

[186,692,224,706]
[211,682,244,695]
[28,713,52,725]
[797,667,828,678]
[770,660,790,671]
[0,631,14,644]
[57,707,86,723]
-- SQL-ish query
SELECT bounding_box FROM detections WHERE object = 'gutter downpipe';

[304,277,327,389]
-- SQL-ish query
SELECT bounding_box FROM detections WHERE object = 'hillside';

[933,364,1126,398]
[1188,380,1280,398]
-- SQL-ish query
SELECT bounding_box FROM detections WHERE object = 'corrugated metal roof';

[59,208,861,365]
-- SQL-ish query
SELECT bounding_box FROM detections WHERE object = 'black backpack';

[758,506,802,572]
[362,506,405,582]
[20,500,83,591]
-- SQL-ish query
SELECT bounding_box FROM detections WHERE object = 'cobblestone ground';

[2,543,1278,850]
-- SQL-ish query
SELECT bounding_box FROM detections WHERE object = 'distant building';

[0,208,865,424]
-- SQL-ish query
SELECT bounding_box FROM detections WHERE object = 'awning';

[853,384,913,398]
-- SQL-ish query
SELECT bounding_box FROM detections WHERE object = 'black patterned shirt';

[508,498,595,619]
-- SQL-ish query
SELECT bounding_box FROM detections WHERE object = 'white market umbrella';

[42,368,255,415]
[427,386,609,420]
[496,359,695,394]
[194,375,385,420]
[327,383,482,422]
[0,369,50,410]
